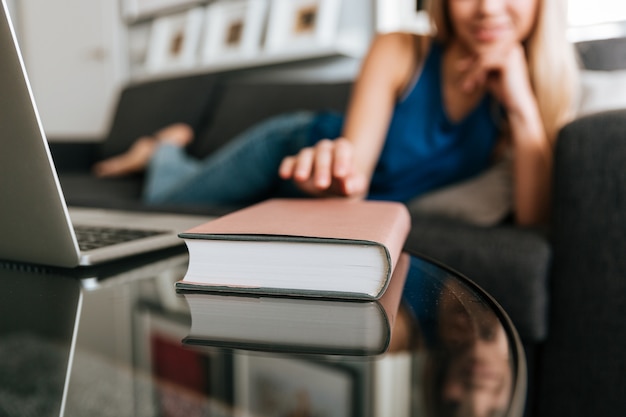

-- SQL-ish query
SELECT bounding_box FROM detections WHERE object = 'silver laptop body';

[0,0,211,268]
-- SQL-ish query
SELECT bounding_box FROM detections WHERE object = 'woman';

[95,0,578,226]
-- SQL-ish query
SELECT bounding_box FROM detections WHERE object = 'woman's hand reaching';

[278,137,369,198]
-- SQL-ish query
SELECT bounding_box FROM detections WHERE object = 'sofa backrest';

[187,79,353,158]
[576,37,626,71]
[101,73,219,159]
[100,72,353,161]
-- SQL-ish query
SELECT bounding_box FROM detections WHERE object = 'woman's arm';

[495,47,552,226]
[460,43,552,225]
[279,33,422,197]
[507,94,552,226]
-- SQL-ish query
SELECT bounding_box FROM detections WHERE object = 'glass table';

[0,247,526,417]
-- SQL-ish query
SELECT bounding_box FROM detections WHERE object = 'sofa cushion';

[408,154,513,226]
[59,173,144,208]
[187,81,353,158]
[404,215,551,343]
[578,69,626,116]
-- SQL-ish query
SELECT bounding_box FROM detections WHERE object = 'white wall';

[13,0,375,141]
[376,0,430,34]
[15,0,127,141]
[5,0,16,28]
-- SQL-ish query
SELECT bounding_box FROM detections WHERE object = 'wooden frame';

[201,0,269,64]
[264,0,342,53]
[145,7,204,73]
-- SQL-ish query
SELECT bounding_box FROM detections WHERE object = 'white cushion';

[578,69,626,116]
[407,155,513,226]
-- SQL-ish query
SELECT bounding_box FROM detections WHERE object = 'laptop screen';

[0,0,81,267]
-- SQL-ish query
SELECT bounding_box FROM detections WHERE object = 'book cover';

[180,253,410,356]
[177,198,411,300]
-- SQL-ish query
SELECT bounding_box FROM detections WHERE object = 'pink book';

[177,198,411,300]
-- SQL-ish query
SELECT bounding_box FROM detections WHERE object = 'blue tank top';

[308,42,501,202]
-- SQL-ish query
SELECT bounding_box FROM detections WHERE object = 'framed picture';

[128,22,154,76]
[264,0,342,53]
[145,7,204,73]
[201,0,269,64]
[123,0,204,21]
[133,305,233,415]
[234,352,356,417]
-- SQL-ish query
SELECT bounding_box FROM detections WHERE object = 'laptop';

[0,1,213,268]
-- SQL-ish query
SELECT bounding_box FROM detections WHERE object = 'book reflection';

[181,291,392,355]
[178,253,409,356]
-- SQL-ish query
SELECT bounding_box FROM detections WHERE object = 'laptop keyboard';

[74,225,168,251]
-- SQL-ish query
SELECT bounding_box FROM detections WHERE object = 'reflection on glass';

[403,257,514,417]
[4,252,521,417]
[0,264,82,417]
[180,253,410,357]
[437,280,512,417]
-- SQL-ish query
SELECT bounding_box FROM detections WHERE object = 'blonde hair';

[427,0,579,144]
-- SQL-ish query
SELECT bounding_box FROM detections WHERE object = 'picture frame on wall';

[127,22,153,75]
[201,0,269,64]
[264,0,342,53]
[123,0,204,22]
[145,7,204,73]
[234,352,356,417]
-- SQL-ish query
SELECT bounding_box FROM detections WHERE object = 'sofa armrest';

[404,216,550,344]
[538,110,626,417]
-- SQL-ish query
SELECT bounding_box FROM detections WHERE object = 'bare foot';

[154,123,194,147]
[93,136,157,177]
[93,123,194,178]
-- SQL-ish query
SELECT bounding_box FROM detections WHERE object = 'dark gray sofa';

[51,44,626,416]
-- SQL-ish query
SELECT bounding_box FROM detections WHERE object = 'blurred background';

[4,0,626,142]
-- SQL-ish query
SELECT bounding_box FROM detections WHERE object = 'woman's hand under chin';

[456,40,551,226]
[457,42,537,116]
[278,137,369,199]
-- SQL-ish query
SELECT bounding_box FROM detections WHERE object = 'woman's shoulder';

[371,32,433,62]
[369,32,434,93]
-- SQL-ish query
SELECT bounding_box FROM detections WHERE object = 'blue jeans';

[143,112,316,206]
